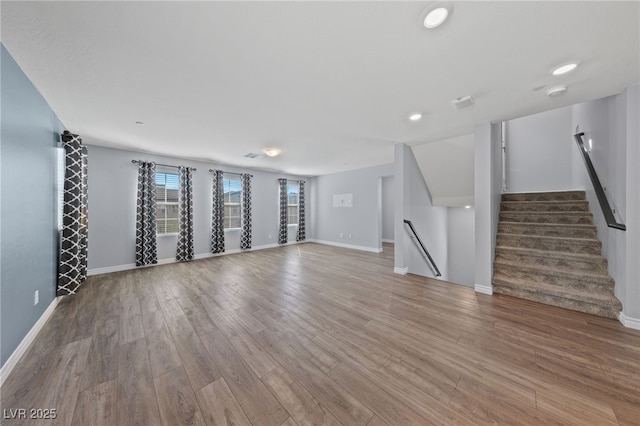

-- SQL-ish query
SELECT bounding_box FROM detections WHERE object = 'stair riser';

[502,191,587,202]
[499,213,593,225]
[501,202,589,212]
[493,269,613,292]
[497,235,601,255]
[498,223,597,239]
[493,285,620,319]
[494,250,608,274]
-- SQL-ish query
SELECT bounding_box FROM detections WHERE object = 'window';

[287,181,299,225]
[224,177,241,229]
[156,172,179,234]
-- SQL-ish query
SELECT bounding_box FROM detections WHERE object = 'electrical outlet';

[348,234,352,240]
[268,233,272,239]
[34,290,39,306]
[339,233,344,239]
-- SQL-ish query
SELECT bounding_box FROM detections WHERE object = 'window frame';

[223,176,242,231]
[155,171,180,236]
[287,181,299,226]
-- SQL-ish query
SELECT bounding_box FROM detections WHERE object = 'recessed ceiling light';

[465,205,471,209]
[422,2,453,29]
[546,86,567,97]
[263,147,282,157]
[551,63,579,76]
[409,113,423,121]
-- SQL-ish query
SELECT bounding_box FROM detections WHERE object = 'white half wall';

[411,133,474,207]
[447,207,475,287]
[381,176,394,242]
[394,143,448,280]
[474,123,502,294]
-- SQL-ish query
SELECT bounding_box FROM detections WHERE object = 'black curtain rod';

[208,169,253,177]
[131,159,197,171]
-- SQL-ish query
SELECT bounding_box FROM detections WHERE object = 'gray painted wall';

[501,87,640,322]
[505,106,573,193]
[447,207,475,287]
[394,144,448,279]
[571,94,625,303]
[313,163,393,251]
[1,45,64,367]
[381,176,394,242]
[571,88,640,321]
[87,145,309,271]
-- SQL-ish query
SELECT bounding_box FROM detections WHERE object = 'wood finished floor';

[2,242,640,425]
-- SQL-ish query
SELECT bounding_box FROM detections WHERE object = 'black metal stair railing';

[574,132,626,231]
[403,219,441,277]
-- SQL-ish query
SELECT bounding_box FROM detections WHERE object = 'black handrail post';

[403,219,442,277]
[573,133,626,231]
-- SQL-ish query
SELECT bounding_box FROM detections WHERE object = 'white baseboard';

[619,312,640,330]
[382,239,395,244]
[474,284,493,295]
[309,239,382,253]
[394,266,408,275]
[1,296,60,387]
[87,242,302,276]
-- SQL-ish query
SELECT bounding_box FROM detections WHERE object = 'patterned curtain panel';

[296,180,306,242]
[57,131,88,296]
[240,173,252,250]
[278,178,288,244]
[211,169,225,253]
[176,166,194,261]
[136,161,157,266]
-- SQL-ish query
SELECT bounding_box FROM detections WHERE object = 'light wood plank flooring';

[2,243,639,425]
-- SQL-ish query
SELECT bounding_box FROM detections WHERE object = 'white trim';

[87,263,138,275]
[382,239,395,244]
[619,312,640,330]
[87,242,304,276]
[309,239,382,253]
[1,296,60,387]
[474,284,493,295]
[394,266,408,275]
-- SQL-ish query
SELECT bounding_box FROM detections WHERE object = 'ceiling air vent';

[452,95,475,109]
[244,153,263,159]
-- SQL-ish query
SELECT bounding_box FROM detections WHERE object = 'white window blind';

[156,172,179,234]
[224,177,241,229]
[287,181,299,225]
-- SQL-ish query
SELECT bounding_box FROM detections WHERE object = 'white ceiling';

[2,1,638,176]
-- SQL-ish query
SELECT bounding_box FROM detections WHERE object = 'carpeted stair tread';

[494,259,613,284]
[496,233,601,255]
[500,200,589,212]
[502,191,587,202]
[493,189,621,319]
[492,284,620,319]
[499,211,593,224]
[498,222,598,238]
[494,246,608,274]
[494,265,613,294]
[495,245,606,262]
[492,276,620,306]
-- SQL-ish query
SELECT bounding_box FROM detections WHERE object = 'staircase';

[493,190,622,319]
